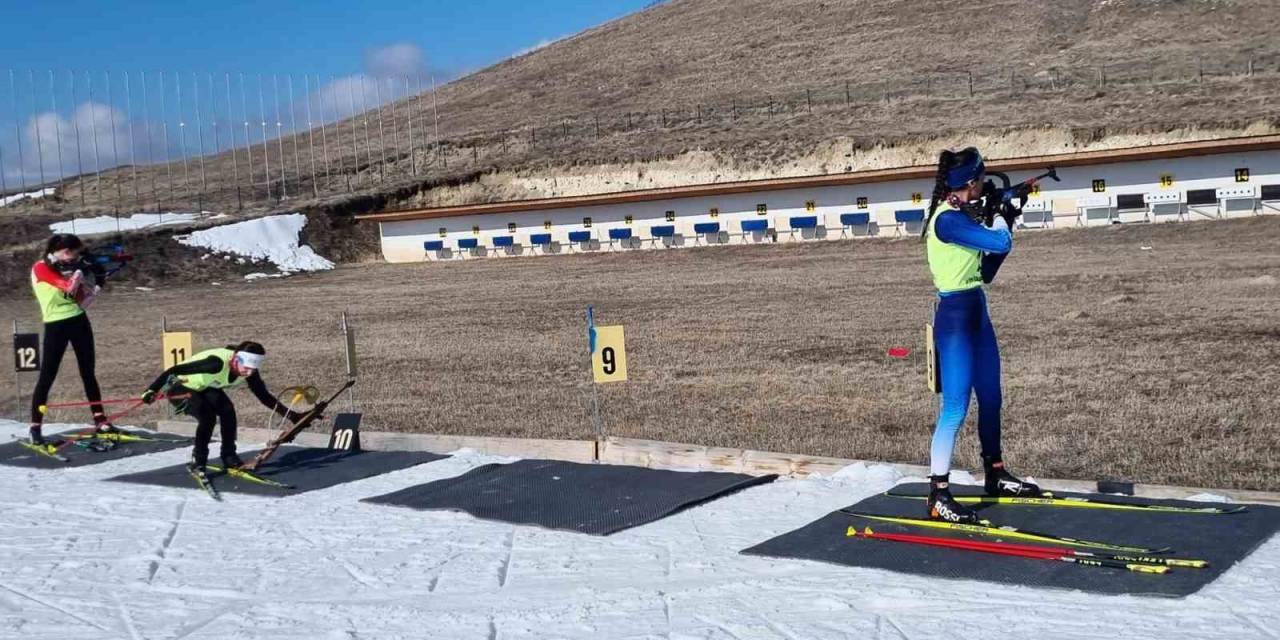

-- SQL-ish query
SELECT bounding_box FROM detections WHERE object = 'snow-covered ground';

[1,187,56,207]
[1,418,1276,640]
[48,212,215,235]
[178,213,334,274]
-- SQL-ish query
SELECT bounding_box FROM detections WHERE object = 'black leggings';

[171,386,238,467]
[30,314,104,423]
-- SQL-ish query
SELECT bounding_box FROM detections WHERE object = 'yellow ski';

[841,510,1169,554]
[885,491,1246,515]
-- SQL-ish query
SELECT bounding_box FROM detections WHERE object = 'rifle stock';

[241,379,356,471]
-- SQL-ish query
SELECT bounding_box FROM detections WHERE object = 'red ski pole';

[847,526,1169,574]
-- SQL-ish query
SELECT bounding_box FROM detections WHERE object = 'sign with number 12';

[13,333,39,372]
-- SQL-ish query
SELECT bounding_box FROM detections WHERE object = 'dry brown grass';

[3,216,1279,490]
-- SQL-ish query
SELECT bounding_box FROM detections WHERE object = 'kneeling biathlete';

[142,341,301,481]
[921,147,1043,524]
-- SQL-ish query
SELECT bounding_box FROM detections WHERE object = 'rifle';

[57,242,134,284]
[974,167,1061,227]
[241,379,356,471]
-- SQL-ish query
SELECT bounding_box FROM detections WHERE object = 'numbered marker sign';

[329,413,362,451]
[591,325,628,384]
[162,331,194,369]
[13,333,39,372]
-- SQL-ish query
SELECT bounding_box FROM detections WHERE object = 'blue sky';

[0,0,654,188]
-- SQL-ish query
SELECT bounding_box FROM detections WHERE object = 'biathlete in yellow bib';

[921,147,1045,524]
[141,342,302,480]
[27,234,112,447]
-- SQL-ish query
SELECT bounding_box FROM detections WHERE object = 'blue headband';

[945,153,985,189]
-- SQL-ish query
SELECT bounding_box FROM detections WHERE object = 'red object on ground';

[887,347,911,358]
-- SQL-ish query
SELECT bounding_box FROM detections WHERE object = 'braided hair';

[922,150,956,238]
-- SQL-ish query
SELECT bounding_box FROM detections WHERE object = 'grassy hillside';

[3,0,1278,253]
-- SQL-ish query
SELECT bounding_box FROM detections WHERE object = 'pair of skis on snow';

[186,463,293,502]
[842,487,1245,574]
[15,429,168,463]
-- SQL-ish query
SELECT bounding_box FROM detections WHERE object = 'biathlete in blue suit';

[921,147,1043,524]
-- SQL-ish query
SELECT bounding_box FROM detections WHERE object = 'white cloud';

[365,43,428,78]
[1,101,140,186]
[303,43,437,125]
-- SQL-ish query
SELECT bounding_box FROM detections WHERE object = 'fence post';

[768,95,773,119]
[845,80,851,105]
[1197,57,1203,84]
[732,100,737,121]
[696,104,702,124]
[1097,66,1105,89]
[661,109,667,127]
[1247,58,1254,77]
[806,88,812,113]
[594,115,600,138]
[967,71,974,97]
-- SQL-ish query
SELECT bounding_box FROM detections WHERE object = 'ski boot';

[221,453,245,470]
[928,474,981,524]
[29,424,46,445]
[983,456,1043,497]
[93,413,120,434]
[188,460,210,481]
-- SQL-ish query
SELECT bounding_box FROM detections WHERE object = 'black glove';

[999,203,1021,230]
[141,389,157,405]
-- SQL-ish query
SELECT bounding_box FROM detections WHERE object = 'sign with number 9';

[591,325,628,384]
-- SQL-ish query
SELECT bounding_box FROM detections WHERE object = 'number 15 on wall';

[591,325,628,383]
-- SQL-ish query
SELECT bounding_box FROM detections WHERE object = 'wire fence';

[0,51,1274,217]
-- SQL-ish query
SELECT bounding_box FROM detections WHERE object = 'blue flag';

[586,306,597,355]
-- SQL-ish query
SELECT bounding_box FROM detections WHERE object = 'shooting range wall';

[360,136,1280,263]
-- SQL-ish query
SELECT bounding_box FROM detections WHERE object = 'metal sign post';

[13,321,41,420]
[586,307,628,462]
[341,311,358,412]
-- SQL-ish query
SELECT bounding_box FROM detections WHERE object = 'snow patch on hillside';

[178,213,333,272]
[1,187,55,206]
[49,212,216,234]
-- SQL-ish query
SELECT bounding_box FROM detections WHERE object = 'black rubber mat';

[363,459,777,535]
[108,446,447,497]
[0,429,191,468]
[742,483,1280,597]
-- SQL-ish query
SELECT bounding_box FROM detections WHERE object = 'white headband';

[234,352,265,370]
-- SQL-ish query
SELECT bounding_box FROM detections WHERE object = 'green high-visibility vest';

[30,265,85,324]
[925,205,983,294]
[176,348,245,391]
